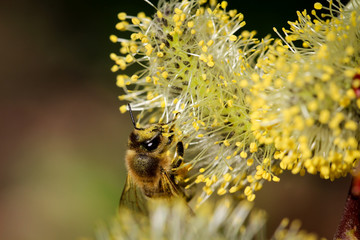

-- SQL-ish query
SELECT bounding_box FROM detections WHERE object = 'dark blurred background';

[0,0,351,239]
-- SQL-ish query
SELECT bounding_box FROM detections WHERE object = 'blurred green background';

[0,0,351,239]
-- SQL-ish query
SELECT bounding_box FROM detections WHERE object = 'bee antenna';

[128,104,141,130]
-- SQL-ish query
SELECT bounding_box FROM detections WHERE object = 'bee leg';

[173,141,184,168]
[166,125,175,145]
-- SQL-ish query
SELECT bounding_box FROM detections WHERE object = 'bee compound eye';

[142,135,161,151]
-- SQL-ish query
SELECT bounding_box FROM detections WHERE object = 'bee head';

[129,126,163,152]
[127,104,170,152]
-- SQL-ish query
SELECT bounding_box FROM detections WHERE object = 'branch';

[334,172,360,239]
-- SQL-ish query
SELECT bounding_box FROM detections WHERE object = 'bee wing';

[159,170,183,198]
[119,174,148,215]
[160,170,195,215]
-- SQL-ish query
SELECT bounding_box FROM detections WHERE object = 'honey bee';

[119,104,187,214]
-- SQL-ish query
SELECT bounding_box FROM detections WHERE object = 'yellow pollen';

[153,76,159,85]
[229,9,237,17]
[326,31,336,41]
[247,175,254,183]
[307,101,318,111]
[137,12,145,18]
[125,54,133,63]
[345,121,358,131]
[244,186,252,196]
[130,74,139,82]
[348,137,358,148]
[116,22,127,31]
[314,2,322,10]
[247,194,255,202]
[174,8,182,15]
[211,175,218,182]
[272,176,280,182]
[319,110,330,124]
[240,151,247,158]
[156,10,163,18]
[239,80,248,88]
[111,65,119,72]
[207,60,215,67]
[221,1,228,9]
[346,46,355,56]
[195,174,205,183]
[224,173,232,182]
[173,14,180,22]
[110,53,117,60]
[207,40,214,46]
[117,12,127,20]
[145,76,151,83]
[217,188,227,195]
[203,186,213,195]
[229,186,239,193]
[250,142,258,153]
[199,54,207,62]
[131,17,140,25]
[229,35,237,42]
[116,76,125,87]
[119,105,127,113]
[109,35,118,43]
[161,71,168,79]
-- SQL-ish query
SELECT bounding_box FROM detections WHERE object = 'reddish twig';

[334,173,360,239]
